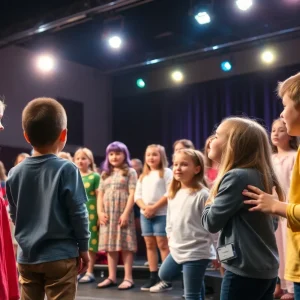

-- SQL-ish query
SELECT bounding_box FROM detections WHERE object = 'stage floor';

[76,280,215,300]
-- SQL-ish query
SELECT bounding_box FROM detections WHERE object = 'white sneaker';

[150,281,173,293]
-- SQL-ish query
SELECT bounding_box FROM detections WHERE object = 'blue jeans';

[221,270,277,300]
[159,253,209,300]
[294,283,300,300]
[140,214,167,236]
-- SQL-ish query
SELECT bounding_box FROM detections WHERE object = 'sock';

[150,271,158,279]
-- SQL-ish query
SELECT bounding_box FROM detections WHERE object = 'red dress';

[0,195,19,300]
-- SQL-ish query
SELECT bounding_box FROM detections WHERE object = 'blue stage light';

[221,61,232,72]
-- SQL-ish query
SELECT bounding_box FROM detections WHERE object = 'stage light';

[195,11,211,25]
[36,55,54,72]
[236,0,253,11]
[136,78,145,88]
[108,36,122,49]
[261,50,275,64]
[171,71,184,82]
[221,61,232,72]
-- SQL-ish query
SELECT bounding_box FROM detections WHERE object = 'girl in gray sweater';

[202,117,284,300]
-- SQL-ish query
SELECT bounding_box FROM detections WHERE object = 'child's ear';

[195,166,201,174]
[59,129,67,142]
[23,131,31,144]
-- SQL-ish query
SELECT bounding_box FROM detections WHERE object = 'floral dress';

[82,172,100,252]
[98,168,137,252]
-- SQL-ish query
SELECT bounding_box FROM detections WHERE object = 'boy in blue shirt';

[6,97,90,300]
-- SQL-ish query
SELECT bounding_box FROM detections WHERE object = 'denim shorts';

[140,214,167,237]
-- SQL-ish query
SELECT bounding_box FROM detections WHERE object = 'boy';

[6,97,90,300]
[243,72,300,299]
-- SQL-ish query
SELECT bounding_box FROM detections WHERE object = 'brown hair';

[169,149,207,199]
[0,161,7,181]
[131,158,143,177]
[74,148,96,172]
[277,72,300,106]
[210,117,284,203]
[271,118,299,153]
[14,153,30,166]
[140,144,168,181]
[22,97,67,148]
[173,139,195,151]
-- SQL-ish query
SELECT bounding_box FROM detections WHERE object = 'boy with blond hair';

[6,98,90,300]
[243,72,300,299]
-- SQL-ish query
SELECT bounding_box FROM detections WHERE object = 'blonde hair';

[169,149,207,199]
[271,118,299,153]
[140,144,168,181]
[74,147,96,172]
[277,72,300,106]
[14,153,30,166]
[204,135,215,168]
[0,161,7,181]
[58,151,73,161]
[210,117,284,202]
[173,139,195,150]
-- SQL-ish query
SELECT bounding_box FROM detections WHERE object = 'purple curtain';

[113,64,300,160]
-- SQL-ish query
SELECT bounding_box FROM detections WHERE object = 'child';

[243,73,300,300]
[173,139,195,153]
[204,135,219,188]
[202,116,283,300]
[134,145,172,292]
[58,151,73,161]
[74,148,100,284]
[271,118,298,300]
[158,149,215,300]
[6,97,90,300]
[131,158,143,178]
[97,141,137,290]
[14,153,29,165]
[0,161,7,206]
[0,100,19,300]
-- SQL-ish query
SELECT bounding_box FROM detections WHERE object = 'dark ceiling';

[1,0,300,73]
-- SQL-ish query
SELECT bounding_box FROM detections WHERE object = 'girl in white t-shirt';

[135,144,173,292]
[157,149,216,299]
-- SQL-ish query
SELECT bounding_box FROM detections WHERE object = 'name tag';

[217,244,237,262]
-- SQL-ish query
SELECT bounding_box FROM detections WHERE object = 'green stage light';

[136,78,145,88]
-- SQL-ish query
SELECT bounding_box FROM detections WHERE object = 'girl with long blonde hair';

[74,147,100,283]
[134,144,173,292]
[202,117,283,300]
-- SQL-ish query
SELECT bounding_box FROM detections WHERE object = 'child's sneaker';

[140,277,159,291]
[150,281,173,293]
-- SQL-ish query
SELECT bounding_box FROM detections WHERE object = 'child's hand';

[78,251,90,274]
[144,205,156,219]
[99,212,109,225]
[119,213,129,228]
[243,186,278,214]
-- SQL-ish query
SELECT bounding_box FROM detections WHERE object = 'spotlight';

[261,50,275,64]
[171,71,184,82]
[108,36,122,49]
[36,55,54,72]
[195,11,211,25]
[136,78,145,88]
[221,61,232,72]
[236,0,253,11]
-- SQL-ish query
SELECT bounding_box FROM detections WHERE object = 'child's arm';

[6,180,16,224]
[134,179,147,209]
[97,189,109,225]
[166,200,172,239]
[201,171,246,233]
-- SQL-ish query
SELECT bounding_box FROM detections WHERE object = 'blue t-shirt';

[6,154,90,264]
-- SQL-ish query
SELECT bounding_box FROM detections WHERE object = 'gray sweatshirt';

[167,188,216,264]
[201,168,278,279]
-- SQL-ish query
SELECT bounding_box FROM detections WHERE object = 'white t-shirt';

[134,168,173,216]
[167,188,216,264]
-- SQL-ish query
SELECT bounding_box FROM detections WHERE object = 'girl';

[157,149,216,300]
[74,148,100,283]
[204,135,219,188]
[0,100,19,300]
[134,145,173,292]
[131,158,143,178]
[14,152,29,165]
[202,117,283,300]
[97,141,137,290]
[271,119,298,300]
[173,139,195,153]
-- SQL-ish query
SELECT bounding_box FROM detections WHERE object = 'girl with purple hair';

[97,141,137,290]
